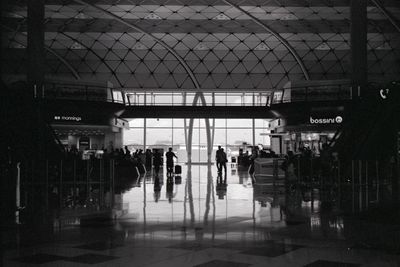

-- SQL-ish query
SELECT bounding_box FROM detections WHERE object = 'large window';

[124,118,270,163]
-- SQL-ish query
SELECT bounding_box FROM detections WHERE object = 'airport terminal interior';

[1,0,400,266]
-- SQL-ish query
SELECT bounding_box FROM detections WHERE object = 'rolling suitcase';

[175,165,182,174]
[175,176,182,184]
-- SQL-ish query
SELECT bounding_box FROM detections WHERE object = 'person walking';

[165,147,177,176]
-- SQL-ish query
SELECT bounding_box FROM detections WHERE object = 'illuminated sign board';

[380,88,390,99]
[54,115,82,122]
[309,115,343,124]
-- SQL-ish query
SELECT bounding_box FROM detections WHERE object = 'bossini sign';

[309,116,343,124]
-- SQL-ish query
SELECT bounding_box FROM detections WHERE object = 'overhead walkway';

[40,80,354,119]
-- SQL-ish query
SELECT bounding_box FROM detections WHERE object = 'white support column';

[187,92,212,164]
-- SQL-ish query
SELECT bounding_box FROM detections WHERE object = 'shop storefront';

[268,106,345,155]
[50,113,129,154]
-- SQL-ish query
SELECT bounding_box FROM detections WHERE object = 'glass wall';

[124,118,270,163]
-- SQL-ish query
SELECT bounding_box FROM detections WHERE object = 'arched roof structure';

[2,0,400,90]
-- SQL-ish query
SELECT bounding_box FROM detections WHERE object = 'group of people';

[280,144,337,184]
[65,145,180,176]
[153,147,178,177]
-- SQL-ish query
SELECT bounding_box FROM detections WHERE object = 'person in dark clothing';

[118,148,125,161]
[124,146,131,157]
[217,148,227,175]
[215,145,222,172]
[153,149,162,176]
[165,147,177,176]
[145,149,153,171]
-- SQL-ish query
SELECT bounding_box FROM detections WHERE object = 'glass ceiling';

[1,0,400,90]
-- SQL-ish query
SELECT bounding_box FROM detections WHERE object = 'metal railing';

[269,83,353,105]
[42,82,125,104]
[40,81,353,107]
[123,91,271,106]
[251,157,397,213]
[15,158,118,226]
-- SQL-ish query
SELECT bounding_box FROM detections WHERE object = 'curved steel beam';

[72,0,201,90]
[187,93,212,164]
[371,0,400,33]
[72,1,216,163]
[2,25,81,80]
[222,0,310,80]
[61,32,123,87]
[72,0,214,163]
[44,46,81,80]
[4,13,123,85]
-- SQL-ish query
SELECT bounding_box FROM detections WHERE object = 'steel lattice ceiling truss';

[1,0,400,90]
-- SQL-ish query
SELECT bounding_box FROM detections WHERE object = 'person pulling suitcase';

[165,147,177,176]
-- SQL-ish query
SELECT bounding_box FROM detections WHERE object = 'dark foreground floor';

[2,164,400,266]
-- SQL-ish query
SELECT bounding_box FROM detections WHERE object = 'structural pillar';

[27,0,45,92]
[350,0,367,98]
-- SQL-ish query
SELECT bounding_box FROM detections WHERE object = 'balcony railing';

[269,83,353,105]
[41,81,353,107]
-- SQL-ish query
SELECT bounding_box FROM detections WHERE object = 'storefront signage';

[309,115,343,124]
[54,115,82,122]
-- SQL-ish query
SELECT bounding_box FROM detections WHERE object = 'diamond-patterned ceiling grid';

[1,1,400,90]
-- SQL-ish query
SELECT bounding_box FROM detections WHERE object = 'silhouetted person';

[248,147,259,174]
[145,149,152,171]
[215,145,222,172]
[124,146,131,158]
[118,148,125,161]
[165,147,177,176]
[137,149,144,164]
[153,150,162,176]
[216,148,227,174]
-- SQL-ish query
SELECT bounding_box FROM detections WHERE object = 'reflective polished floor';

[3,164,400,266]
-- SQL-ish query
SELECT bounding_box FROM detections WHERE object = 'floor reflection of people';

[153,150,162,176]
[216,172,227,199]
[282,182,303,223]
[153,176,162,202]
[166,176,174,203]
